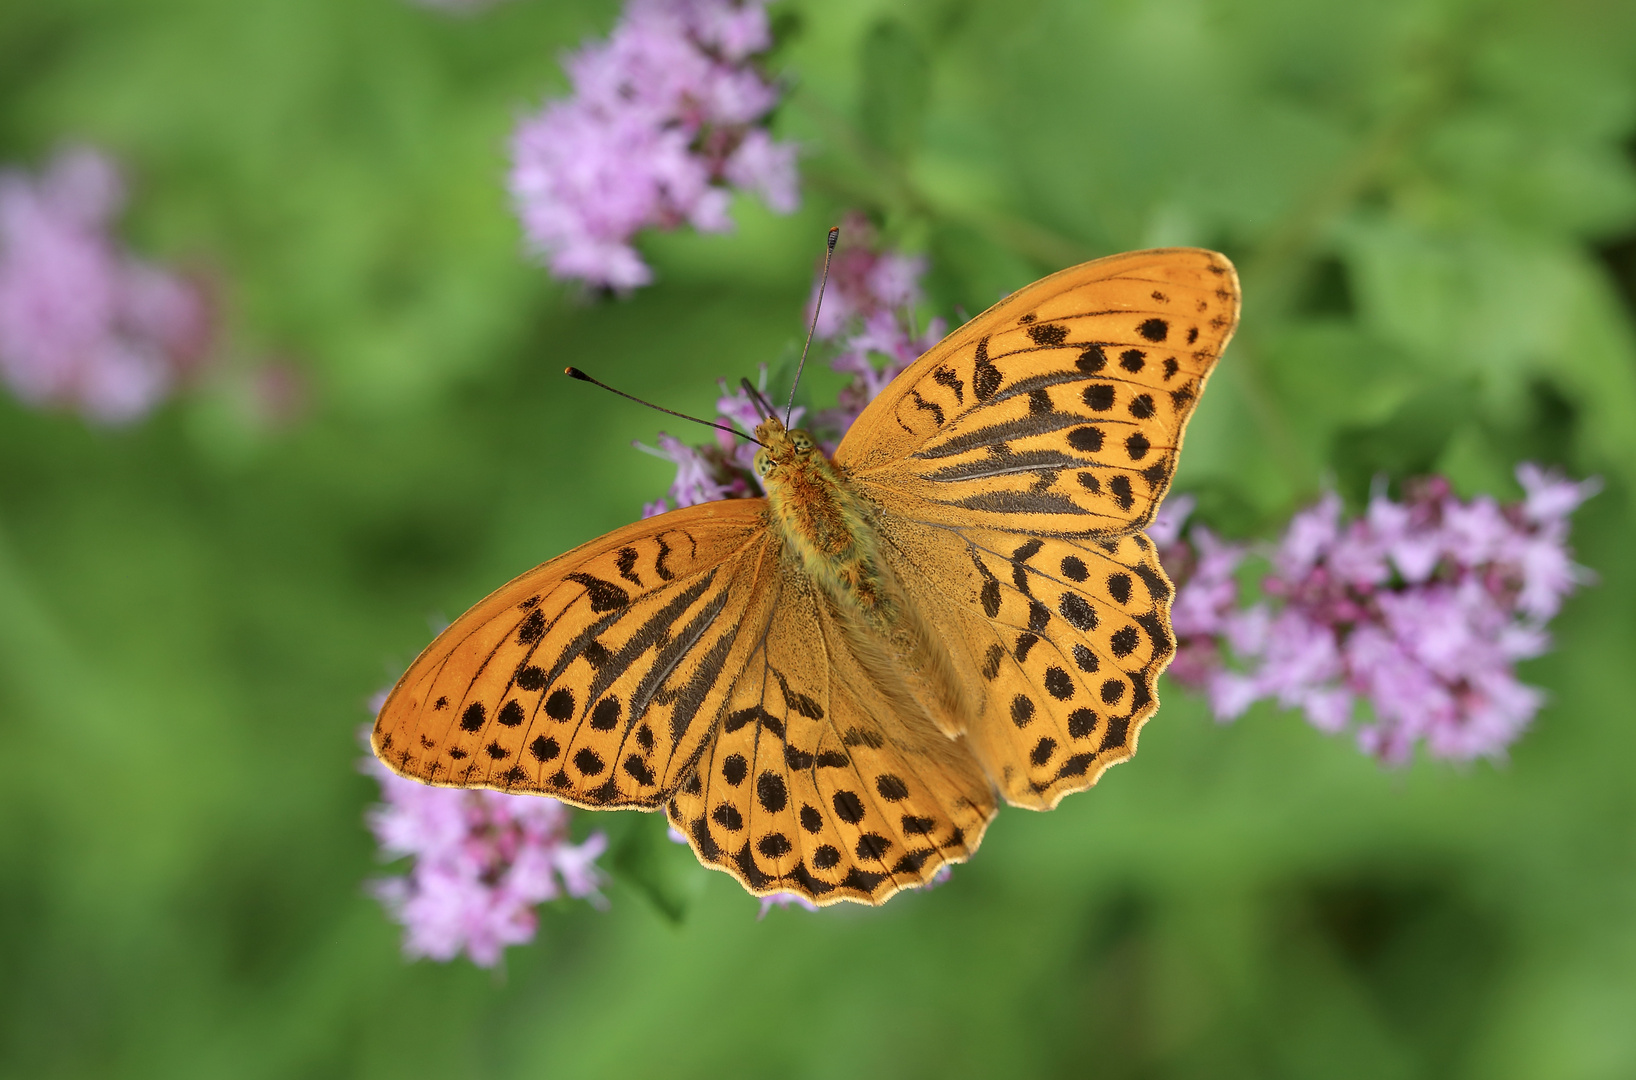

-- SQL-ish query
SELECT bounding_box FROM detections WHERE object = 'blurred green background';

[4,0,1636,1077]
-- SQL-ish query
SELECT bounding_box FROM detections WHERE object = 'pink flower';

[632,225,933,516]
[1159,467,1595,763]
[508,0,798,289]
[805,215,928,340]
[0,146,209,423]
[637,366,801,517]
[362,745,606,967]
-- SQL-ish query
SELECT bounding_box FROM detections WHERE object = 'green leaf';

[607,813,707,925]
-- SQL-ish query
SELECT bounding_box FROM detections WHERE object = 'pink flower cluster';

[0,147,208,424]
[362,729,606,966]
[640,223,936,515]
[808,218,945,435]
[508,0,798,290]
[637,366,803,518]
[1156,465,1598,763]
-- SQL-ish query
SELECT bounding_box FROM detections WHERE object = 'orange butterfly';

[373,248,1240,905]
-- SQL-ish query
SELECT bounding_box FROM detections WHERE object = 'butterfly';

[373,247,1240,906]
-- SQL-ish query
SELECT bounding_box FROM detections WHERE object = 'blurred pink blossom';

[508,0,797,289]
[0,146,209,423]
[362,743,607,967]
[1160,467,1598,763]
[637,365,801,517]
[635,224,931,514]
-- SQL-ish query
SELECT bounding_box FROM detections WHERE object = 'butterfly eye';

[791,431,813,453]
[754,450,775,477]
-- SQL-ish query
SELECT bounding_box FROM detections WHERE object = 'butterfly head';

[752,417,819,479]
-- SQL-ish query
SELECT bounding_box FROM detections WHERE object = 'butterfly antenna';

[565,367,766,447]
[785,225,840,425]
[739,376,778,421]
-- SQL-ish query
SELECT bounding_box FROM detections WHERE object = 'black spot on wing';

[517,608,546,645]
[1141,458,1172,490]
[1135,563,1172,602]
[566,573,630,612]
[910,390,945,426]
[544,687,574,720]
[981,643,1005,679]
[624,754,655,786]
[841,867,886,893]
[772,668,824,719]
[789,861,836,896]
[615,547,642,586]
[832,790,865,823]
[1107,573,1132,605]
[973,338,1001,401]
[1027,323,1068,346]
[932,365,965,404]
[1068,427,1104,453]
[653,535,675,581]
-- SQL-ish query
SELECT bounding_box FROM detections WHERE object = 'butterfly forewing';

[373,500,773,807]
[667,562,997,904]
[838,248,1239,538]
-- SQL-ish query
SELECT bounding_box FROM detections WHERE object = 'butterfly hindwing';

[837,248,1240,538]
[373,500,773,808]
[668,561,997,904]
[878,520,1175,808]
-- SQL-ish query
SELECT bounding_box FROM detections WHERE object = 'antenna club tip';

[826,226,840,250]
[565,366,589,381]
